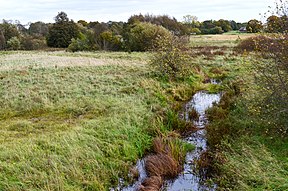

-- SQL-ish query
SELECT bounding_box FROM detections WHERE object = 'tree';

[124,22,172,52]
[215,19,232,32]
[201,20,216,29]
[55,11,69,23]
[46,12,80,48]
[0,20,20,42]
[99,31,122,51]
[77,20,88,27]
[127,14,188,35]
[246,19,263,33]
[0,29,5,50]
[230,20,239,30]
[29,21,49,37]
[7,36,21,50]
[150,35,192,79]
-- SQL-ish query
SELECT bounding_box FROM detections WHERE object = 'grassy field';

[190,33,255,47]
[0,51,161,190]
[0,32,287,190]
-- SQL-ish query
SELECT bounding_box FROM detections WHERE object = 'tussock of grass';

[140,136,194,190]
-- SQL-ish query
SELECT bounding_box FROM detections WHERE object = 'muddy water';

[163,91,221,191]
[114,84,221,191]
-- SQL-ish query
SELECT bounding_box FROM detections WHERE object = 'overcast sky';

[0,0,274,24]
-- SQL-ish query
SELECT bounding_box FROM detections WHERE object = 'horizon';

[0,0,274,24]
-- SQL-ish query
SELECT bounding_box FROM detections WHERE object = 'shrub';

[235,34,288,133]
[190,28,201,35]
[7,36,21,50]
[125,22,172,52]
[67,33,92,52]
[99,31,122,51]
[150,35,192,79]
[234,35,275,53]
[21,36,47,50]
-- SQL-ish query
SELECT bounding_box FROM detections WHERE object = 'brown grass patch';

[138,136,186,190]
[145,153,180,178]
[138,176,163,191]
[188,108,199,121]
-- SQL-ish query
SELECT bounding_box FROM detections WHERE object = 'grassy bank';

[201,36,288,190]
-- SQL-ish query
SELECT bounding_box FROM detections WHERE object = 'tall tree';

[246,19,263,33]
[215,19,232,32]
[0,20,20,42]
[47,12,80,48]
[29,21,49,37]
[0,29,5,50]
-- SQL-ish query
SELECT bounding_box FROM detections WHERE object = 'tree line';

[0,12,286,52]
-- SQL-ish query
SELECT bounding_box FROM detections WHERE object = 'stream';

[114,81,221,191]
[163,90,221,191]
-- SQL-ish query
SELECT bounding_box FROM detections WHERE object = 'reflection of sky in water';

[165,91,221,191]
[118,90,221,191]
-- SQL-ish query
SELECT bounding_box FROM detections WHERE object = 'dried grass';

[138,176,163,191]
[138,136,185,190]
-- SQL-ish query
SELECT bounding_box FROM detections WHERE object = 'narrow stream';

[163,91,221,191]
[114,81,221,191]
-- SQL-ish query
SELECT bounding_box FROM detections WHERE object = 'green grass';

[0,51,162,190]
[1,34,286,191]
[201,46,288,190]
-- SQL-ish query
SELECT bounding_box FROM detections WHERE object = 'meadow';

[0,32,287,190]
[0,51,157,190]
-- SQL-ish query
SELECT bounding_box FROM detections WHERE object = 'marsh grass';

[0,51,160,190]
[204,52,288,190]
[140,136,195,190]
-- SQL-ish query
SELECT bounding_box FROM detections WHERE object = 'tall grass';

[0,51,158,190]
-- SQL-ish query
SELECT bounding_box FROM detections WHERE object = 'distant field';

[190,32,255,47]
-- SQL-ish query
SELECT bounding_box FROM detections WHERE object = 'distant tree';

[89,22,109,48]
[7,36,21,50]
[201,20,216,29]
[55,11,69,23]
[128,14,188,35]
[67,32,91,52]
[0,20,20,42]
[237,22,247,29]
[215,19,232,32]
[127,14,145,24]
[21,35,47,50]
[77,20,88,27]
[182,15,201,33]
[107,21,124,35]
[29,21,49,37]
[0,29,5,50]
[246,19,263,33]
[183,15,198,24]
[47,12,80,48]
[15,20,28,34]
[230,20,239,30]
[190,28,201,34]
[124,22,172,51]
[99,31,122,51]
[210,26,224,34]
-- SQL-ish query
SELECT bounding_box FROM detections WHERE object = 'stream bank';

[114,81,221,191]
